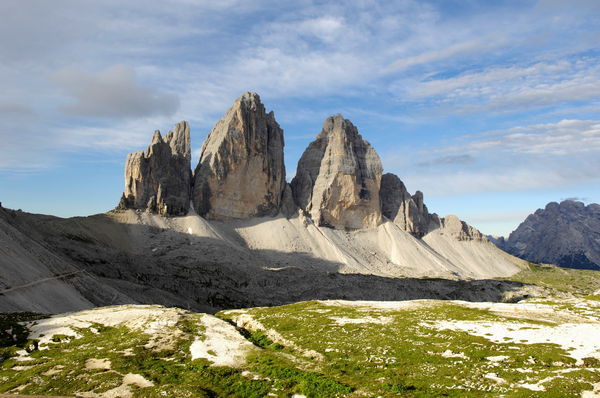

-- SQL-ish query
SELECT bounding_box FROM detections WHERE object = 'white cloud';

[384,39,500,73]
[385,119,600,196]
[444,119,600,156]
[396,59,600,114]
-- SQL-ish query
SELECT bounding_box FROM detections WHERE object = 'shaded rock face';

[439,215,486,242]
[498,200,600,270]
[119,121,191,216]
[380,173,438,238]
[291,115,382,229]
[192,92,286,219]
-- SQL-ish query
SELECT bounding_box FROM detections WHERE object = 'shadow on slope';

[1,209,535,313]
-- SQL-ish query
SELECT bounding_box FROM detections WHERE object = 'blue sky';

[1,0,599,237]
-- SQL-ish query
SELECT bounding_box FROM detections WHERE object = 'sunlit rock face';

[119,121,191,216]
[438,215,486,242]
[291,115,383,230]
[192,92,286,220]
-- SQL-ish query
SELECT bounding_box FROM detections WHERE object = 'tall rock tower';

[192,92,287,219]
[119,121,191,216]
[291,115,383,229]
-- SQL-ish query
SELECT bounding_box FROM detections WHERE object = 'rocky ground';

[1,205,531,315]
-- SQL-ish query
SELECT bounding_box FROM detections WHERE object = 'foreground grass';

[220,300,600,397]
[501,262,600,296]
[1,271,599,397]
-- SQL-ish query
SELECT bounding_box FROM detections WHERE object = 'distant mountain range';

[491,200,600,270]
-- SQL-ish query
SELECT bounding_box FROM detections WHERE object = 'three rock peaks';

[119,92,483,239]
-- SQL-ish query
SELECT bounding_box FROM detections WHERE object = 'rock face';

[291,115,382,229]
[438,215,485,242]
[192,92,286,219]
[380,173,438,238]
[497,200,600,270]
[380,173,486,241]
[119,121,191,216]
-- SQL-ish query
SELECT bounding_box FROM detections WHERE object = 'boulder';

[192,92,286,219]
[119,121,191,216]
[291,115,382,229]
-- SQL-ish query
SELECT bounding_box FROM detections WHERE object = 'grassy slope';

[499,263,600,297]
[0,265,599,397]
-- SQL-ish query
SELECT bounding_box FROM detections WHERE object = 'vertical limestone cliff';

[119,121,191,216]
[291,115,383,229]
[192,92,286,219]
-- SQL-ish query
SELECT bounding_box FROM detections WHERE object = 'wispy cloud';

[385,118,600,196]
[445,119,600,156]
[396,60,600,114]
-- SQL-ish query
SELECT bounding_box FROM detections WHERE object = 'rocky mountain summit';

[117,92,488,239]
[495,200,600,270]
[192,92,287,219]
[118,121,191,216]
[291,115,383,229]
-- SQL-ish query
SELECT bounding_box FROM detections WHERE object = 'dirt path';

[0,270,84,294]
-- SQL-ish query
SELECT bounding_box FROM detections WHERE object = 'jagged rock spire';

[192,92,286,219]
[291,114,383,229]
[380,173,438,238]
[119,121,192,216]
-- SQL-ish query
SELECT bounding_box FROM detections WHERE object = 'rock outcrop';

[192,92,286,219]
[291,115,382,229]
[380,173,439,238]
[119,121,191,216]
[496,200,600,270]
[438,215,486,242]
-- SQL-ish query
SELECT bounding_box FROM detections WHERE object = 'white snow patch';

[431,321,600,365]
[189,314,254,367]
